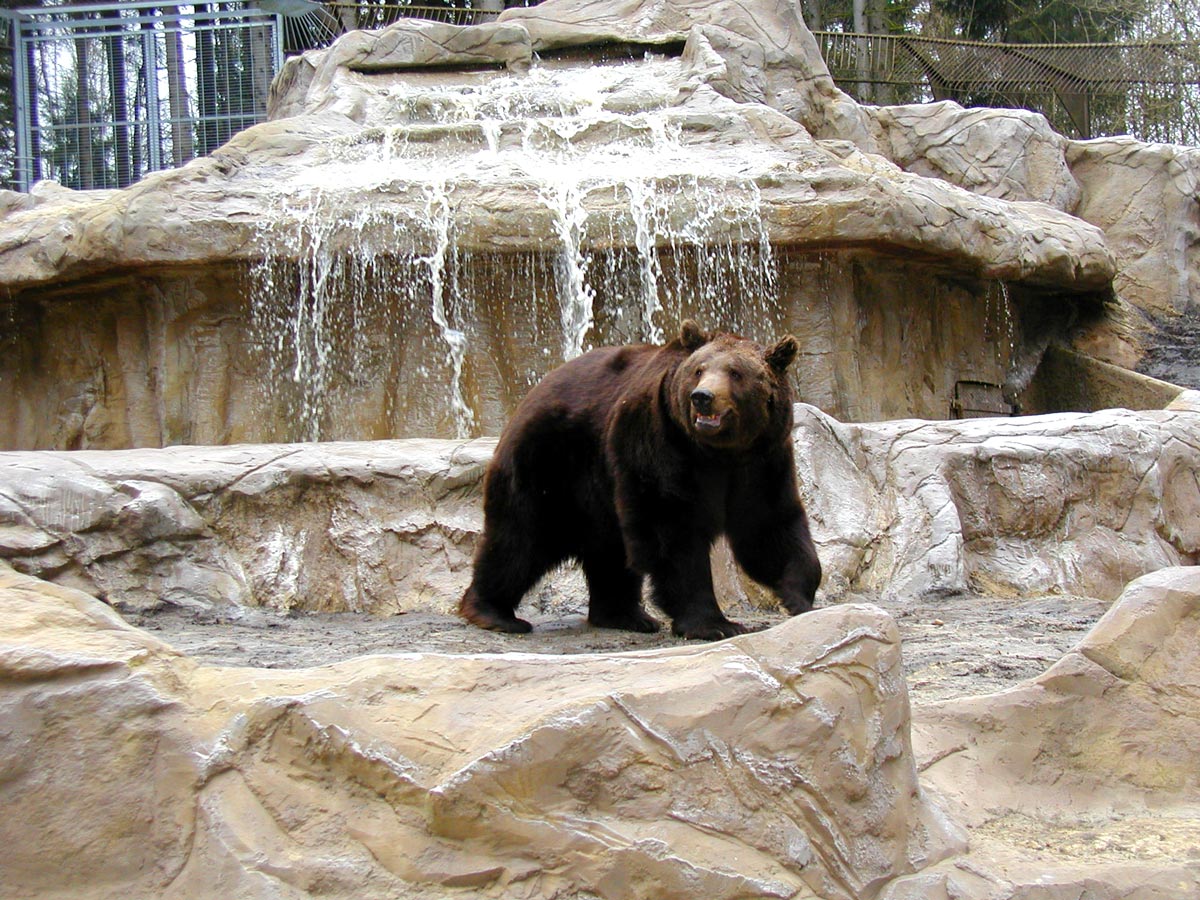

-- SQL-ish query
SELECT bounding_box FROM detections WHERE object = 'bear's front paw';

[465,611,534,634]
[672,616,750,641]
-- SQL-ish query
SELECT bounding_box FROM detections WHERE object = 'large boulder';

[1068,137,1200,322]
[0,564,961,899]
[0,438,492,615]
[797,405,1200,602]
[891,566,1200,898]
[865,102,1081,210]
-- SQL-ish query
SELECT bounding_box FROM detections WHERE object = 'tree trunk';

[73,22,96,188]
[163,7,194,166]
[106,20,132,186]
[852,0,872,103]
[196,5,219,155]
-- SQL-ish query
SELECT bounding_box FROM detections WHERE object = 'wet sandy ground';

[127,591,1111,704]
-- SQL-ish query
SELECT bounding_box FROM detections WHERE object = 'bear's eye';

[695,366,705,377]
[729,369,744,383]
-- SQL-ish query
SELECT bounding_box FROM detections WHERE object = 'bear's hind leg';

[459,532,556,634]
[582,553,658,633]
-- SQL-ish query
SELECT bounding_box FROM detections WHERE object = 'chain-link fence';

[817,31,1200,144]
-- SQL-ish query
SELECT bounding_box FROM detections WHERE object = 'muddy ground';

[1139,307,1200,390]
[127,591,1111,704]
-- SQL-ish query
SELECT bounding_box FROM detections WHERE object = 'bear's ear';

[679,320,709,351]
[766,335,799,373]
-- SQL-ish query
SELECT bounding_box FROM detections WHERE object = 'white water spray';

[249,57,790,440]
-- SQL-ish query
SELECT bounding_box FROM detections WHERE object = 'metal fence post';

[142,15,162,174]
[6,10,33,190]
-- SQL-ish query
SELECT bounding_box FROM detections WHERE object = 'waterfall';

[248,56,787,441]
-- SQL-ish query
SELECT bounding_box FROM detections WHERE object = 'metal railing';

[6,1,286,191]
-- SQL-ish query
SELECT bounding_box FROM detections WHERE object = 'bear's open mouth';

[694,411,725,432]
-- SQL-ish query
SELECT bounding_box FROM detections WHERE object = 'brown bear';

[458,321,821,640]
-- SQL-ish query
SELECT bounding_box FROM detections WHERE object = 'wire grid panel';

[12,2,282,191]
[816,31,1200,143]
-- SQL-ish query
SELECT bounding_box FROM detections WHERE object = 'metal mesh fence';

[817,31,1200,143]
[1,1,532,191]
[7,1,283,190]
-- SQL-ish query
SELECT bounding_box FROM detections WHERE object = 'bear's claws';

[458,595,533,633]
[672,617,756,641]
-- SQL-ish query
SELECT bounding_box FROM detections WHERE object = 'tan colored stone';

[3,405,1197,618]
[0,0,1139,452]
[0,564,960,899]
[0,244,1096,450]
[867,102,1081,210]
[896,566,1200,898]
[0,438,492,615]
[0,75,1114,295]
[794,405,1200,603]
[1167,388,1200,412]
[270,19,534,120]
[1068,137,1200,321]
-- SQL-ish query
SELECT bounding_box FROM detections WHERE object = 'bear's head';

[670,320,799,452]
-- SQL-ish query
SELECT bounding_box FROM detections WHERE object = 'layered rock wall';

[2,405,1195,616]
[0,251,1040,449]
[860,101,1200,377]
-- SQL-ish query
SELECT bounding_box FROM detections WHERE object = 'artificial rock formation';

[794,405,1200,602]
[0,0,1114,292]
[2,412,1200,898]
[890,566,1200,898]
[0,564,962,900]
[0,0,1142,450]
[858,99,1200,375]
[2,404,1196,617]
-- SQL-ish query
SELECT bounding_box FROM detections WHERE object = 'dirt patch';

[976,811,1200,863]
[125,591,1110,703]
[1139,307,1200,390]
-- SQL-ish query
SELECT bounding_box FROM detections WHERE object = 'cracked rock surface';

[8,405,1195,617]
[1,403,1199,897]
[0,568,962,899]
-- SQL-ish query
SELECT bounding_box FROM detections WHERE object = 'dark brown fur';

[458,321,821,640]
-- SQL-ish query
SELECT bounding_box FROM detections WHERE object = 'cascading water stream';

[248,57,788,441]
[420,178,476,437]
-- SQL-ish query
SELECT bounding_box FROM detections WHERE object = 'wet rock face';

[2,405,1196,618]
[0,566,961,899]
[0,252,1037,449]
[0,0,1131,450]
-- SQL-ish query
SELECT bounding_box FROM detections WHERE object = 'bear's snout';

[690,388,716,414]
